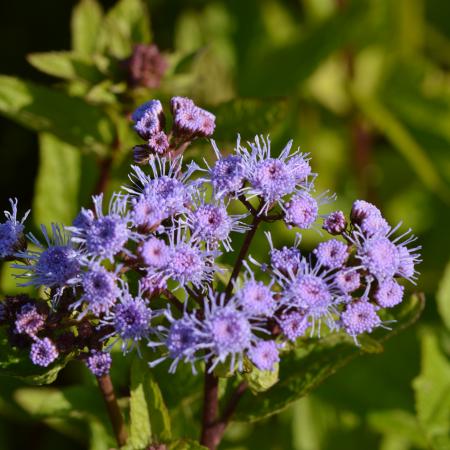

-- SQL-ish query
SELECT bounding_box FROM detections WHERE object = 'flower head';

[248,341,279,371]
[0,198,29,259]
[30,338,58,367]
[314,239,348,269]
[15,304,46,338]
[374,278,404,308]
[279,311,310,341]
[86,350,112,377]
[236,279,275,317]
[323,211,347,235]
[341,301,381,341]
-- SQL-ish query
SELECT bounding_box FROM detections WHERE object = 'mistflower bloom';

[69,194,131,262]
[186,199,247,251]
[140,237,170,268]
[148,131,170,155]
[397,244,421,283]
[130,190,166,229]
[236,279,275,317]
[197,292,260,372]
[350,200,382,225]
[360,214,390,237]
[104,289,153,353]
[313,239,348,269]
[207,141,246,198]
[341,301,381,341]
[283,192,318,229]
[287,154,312,183]
[30,337,58,367]
[248,341,280,371]
[132,100,165,140]
[14,224,80,288]
[171,97,216,138]
[127,44,168,89]
[374,278,404,308]
[334,269,361,294]
[323,211,347,235]
[72,264,120,317]
[149,314,204,373]
[14,304,45,338]
[86,350,112,377]
[279,311,310,341]
[0,198,29,259]
[266,232,302,275]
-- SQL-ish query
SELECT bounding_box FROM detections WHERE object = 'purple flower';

[350,200,382,225]
[140,237,170,268]
[69,194,131,262]
[74,264,120,317]
[0,198,29,259]
[236,280,275,316]
[284,193,318,229]
[374,278,404,308]
[323,211,347,235]
[397,244,421,283]
[14,224,80,288]
[266,232,302,275]
[15,304,45,337]
[279,311,310,341]
[171,97,216,138]
[341,301,381,341]
[334,269,361,294]
[86,350,112,377]
[30,337,58,367]
[248,341,280,371]
[148,131,170,155]
[132,100,165,140]
[314,239,348,269]
[286,154,312,183]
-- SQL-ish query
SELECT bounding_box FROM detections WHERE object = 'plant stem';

[96,374,128,447]
[225,209,263,299]
[200,366,220,449]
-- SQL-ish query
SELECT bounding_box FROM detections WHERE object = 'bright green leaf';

[413,330,450,450]
[167,439,208,450]
[244,363,279,394]
[437,260,450,330]
[71,0,104,56]
[97,0,151,58]
[33,133,81,227]
[128,356,172,449]
[0,75,114,153]
[27,52,104,83]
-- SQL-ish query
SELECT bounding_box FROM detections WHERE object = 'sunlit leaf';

[71,0,104,56]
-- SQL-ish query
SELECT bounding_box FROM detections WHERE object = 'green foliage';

[413,330,450,450]
[71,0,104,56]
[0,75,114,153]
[33,133,81,226]
[437,261,450,330]
[127,356,172,449]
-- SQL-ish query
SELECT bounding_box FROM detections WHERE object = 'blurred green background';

[0,0,449,449]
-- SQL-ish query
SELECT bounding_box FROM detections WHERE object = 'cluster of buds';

[132,97,216,164]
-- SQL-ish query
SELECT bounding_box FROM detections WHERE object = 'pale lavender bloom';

[71,264,120,317]
[86,351,112,377]
[15,304,45,338]
[279,311,310,341]
[266,232,302,275]
[350,200,382,225]
[0,198,29,259]
[323,211,347,235]
[334,269,361,294]
[360,214,390,237]
[236,279,276,317]
[314,239,348,269]
[30,337,58,367]
[14,224,80,288]
[396,244,421,283]
[69,194,131,262]
[171,97,216,138]
[248,341,280,371]
[287,154,312,183]
[283,193,318,229]
[140,237,170,268]
[341,301,381,341]
[374,278,404,308]
[148,131,170,155]
[132,100,164,140]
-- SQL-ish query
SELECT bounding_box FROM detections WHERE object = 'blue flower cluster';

[0,98,421,377]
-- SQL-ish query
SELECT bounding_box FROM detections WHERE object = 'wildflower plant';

[0,97,424,450]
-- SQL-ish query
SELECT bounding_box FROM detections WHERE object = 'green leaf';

[97,0,151,58]
[128,356,172,449]
[212,99,289,141]
[238,0,367,96]
[33,133,81,227]
[413,330,450,450]
[71,0,104,56]
[0,75,114,153]
[437,260,450,330]
[234,294,424,422]
[352,90,450,203]
[27,52,104,83]
[244,363,279,394]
